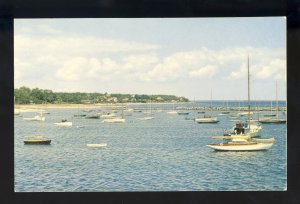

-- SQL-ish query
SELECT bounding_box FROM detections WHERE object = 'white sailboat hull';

[206,142,274,151]
[86,143,107,147]
[259,118,286,123]
[102,118,125,123]
[195,117,219,123]
[101,114,117,118]
[23,115,45,121]
[138,117,154,120]
[238,111,254,116]
[54,122,73,126]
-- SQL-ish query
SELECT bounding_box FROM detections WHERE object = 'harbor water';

[14,101,287,191]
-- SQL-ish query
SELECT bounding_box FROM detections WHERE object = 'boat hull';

[54,122,73,126]
[178,112,189,115]
[206,142,273,151]
[24,140,51,145]
[23,116,45,121]
[86,143,107,147]
[102,118,125,123]
[138,117,154,120]
[195,117,219,123]
[259,119,286,123]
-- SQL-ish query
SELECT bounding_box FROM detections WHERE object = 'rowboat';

[24,136,51,145]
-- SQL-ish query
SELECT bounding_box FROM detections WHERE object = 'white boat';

[54,120,73,126]
[102,118,125,123]
[101,113,117,118]
[247,123,262,137]
[138,116,154,120]
[23,115,45,121]
[195,116,219,123]
[207,56,274,151]
[142,100,155,118]
[264,100,276,117]
[228,114,240,120]
[195,89,219,123]
[143,111,154,116]
[237,111,253,116]
[167,111,178,114]
[86,143,107,147]
[102,106,126,123]
[224,121,262,138]
[167,103,177,114]
[259,81,286,124]
[259,117,286,123]
[206,139,274,151]
[39,110,50,114]
[220,101,230,114]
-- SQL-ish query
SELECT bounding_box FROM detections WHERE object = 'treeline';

[14,86,189,104]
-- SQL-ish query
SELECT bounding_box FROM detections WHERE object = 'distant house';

[156,97,163,101]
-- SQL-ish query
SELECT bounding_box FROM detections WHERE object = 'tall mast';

[247,55,251,131]
[210,88,213,116]
[276,80,278,118]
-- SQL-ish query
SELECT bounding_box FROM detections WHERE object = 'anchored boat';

[207,56,274,151]
[24,136,51,145]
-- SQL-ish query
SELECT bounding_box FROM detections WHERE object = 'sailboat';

[24,136,51,144]
[139,100,154,120]
[264,100,276,117]
[167,102,178,114]
[86,143,107,148]
[259,81,286,124]
[207,56,274,151]
[23,110,45,121]
[54,119,73,126]
[220,100,230,115]
[195,89,219,123]
[24,115,51,144]
[102,106,125,123]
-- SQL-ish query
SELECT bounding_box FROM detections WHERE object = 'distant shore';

[14,102,191,113]
[14,102,286,113]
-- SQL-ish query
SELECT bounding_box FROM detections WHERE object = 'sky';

[14,17,286,100]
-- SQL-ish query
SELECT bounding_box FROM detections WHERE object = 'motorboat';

[23,115,45,121]
[206,139,274,151]
[24,136,51,145]
[54,119,73,126]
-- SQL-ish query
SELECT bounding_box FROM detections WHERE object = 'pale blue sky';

[14,17,286,100]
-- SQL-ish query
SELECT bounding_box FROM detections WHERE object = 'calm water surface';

[14,102,287,191]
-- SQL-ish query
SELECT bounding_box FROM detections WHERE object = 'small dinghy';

[54,119,73,126]
[24,136,51,145]
[86,143,107,148]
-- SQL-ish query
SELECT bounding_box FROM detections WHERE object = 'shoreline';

[14,102,191,112]
[14,102,286,113]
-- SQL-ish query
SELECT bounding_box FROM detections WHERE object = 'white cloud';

[15,27,286,90]
[121,54,159,72]
[228,65,247,80]
[37,25,63,35]
[55,57,89,81]
[255,59,286,80]
[189,65,217,78]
